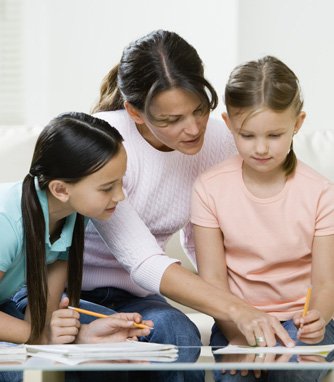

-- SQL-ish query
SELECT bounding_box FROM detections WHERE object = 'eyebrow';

[155,104,203,119]
[99,180,117,188]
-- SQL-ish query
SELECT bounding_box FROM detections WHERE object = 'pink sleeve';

[190,176,220,228]
[315,182,334,236]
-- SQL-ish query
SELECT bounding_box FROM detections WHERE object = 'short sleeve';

[57,251,69,261]
[315,182,334,236]
[0,214,20,272]
[190,176,220,228]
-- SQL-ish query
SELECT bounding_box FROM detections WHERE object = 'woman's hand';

[232,305,295,347]
[48,297,80,344]
[75,312,153,344]
[293,309,326,344]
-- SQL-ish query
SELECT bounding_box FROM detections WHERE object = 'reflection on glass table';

[1,346,334,372]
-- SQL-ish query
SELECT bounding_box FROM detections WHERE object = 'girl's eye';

[269,134,282,138]
[101,186,113,192]
[240,134,253,139]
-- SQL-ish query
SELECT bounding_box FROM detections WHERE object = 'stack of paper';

[26,341,178,365]
[213,344,334,356]
[0,342,27,363]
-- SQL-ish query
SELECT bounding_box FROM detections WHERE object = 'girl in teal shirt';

[0,112,152,346]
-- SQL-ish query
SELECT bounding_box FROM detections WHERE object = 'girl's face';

[223,107,305,176]
[126,88,210,155]
[65,145,127,220]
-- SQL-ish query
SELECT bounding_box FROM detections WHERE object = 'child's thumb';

[59,296,70,309]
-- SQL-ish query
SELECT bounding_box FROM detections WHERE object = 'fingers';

[49,308,80,344]
[298,310,325,343]
[270,320,295,348]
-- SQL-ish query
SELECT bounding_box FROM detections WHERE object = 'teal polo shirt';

[0,179,78,303]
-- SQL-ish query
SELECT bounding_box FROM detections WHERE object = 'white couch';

[1,125,334,382]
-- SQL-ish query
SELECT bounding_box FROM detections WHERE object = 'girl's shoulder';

[295,160,333,185]
[0,182,22,214]
[197,155,241,184]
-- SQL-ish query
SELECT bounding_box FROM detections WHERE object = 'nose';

[183,116,201,136]
[112,186,125,203]
[255,138,269,155]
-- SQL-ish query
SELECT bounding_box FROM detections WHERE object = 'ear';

[222,112,232,131]
[293,111,306,135]
[124,101,145,124]
[48,180,70,203]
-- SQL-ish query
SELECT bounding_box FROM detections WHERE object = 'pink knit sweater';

[82,110,236,296]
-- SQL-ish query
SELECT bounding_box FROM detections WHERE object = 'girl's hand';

[233,306,295,348]
[293,309,326,344]
[48,297,80,344]
[75,312,154,344]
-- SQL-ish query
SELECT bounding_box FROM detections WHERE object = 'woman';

[80,30,294,353]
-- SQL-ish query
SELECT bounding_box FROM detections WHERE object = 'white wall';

[22,0,237,126]
[8,0,334,132]
[237,0,334,132]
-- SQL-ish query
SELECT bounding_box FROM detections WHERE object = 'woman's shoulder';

[202,116,237,159]
[93,110,132,136]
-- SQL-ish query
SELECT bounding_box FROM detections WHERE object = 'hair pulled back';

[22,112,123,343]
[224,55,303,176]
[93,30,218,120]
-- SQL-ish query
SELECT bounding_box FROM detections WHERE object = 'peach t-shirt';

[191,155,334,320]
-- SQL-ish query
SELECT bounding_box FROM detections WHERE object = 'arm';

[24,260,68,344]
[0,271,31,343]
[294,235,334,343]
[90,199,178,293]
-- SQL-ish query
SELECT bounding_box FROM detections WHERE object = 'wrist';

[74,324,88,344]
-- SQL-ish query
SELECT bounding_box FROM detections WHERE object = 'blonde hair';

[225,56,303,176]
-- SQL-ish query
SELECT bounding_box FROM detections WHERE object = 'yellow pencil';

[300,286,312,330]
[303,286,312,317]
[68,306,152,330]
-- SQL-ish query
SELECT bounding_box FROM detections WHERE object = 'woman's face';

[131,88,210,155]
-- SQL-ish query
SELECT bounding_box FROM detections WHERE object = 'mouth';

[181,135,202,145]
[253,157,272,162]
[105,206,116,213]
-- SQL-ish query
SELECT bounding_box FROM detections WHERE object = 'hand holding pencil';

[293,286,326,344]
[49,297,154,345]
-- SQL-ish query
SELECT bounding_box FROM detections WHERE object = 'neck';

[242,163,286,198]
[47,191,74,239]
[136,123,173,152]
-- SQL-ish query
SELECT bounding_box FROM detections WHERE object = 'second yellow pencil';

[68,306,152,330]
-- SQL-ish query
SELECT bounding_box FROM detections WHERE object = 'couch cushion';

[294,130,334,181]
[0,126,41,182]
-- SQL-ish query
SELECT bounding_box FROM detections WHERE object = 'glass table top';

[1,346,334,372]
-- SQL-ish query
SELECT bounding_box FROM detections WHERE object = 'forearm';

[0,312,30,343]
[160,263,249,321]
[311,285,334,324]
